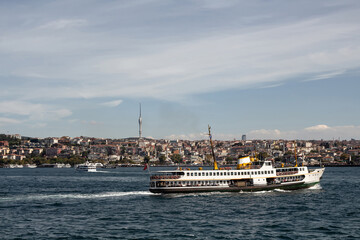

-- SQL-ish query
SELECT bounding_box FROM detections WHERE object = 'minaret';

[138,103,142,139]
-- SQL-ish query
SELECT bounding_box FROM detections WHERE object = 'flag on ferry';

[143,156,150,170]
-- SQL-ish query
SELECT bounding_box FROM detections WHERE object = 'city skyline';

[1,1,360,140]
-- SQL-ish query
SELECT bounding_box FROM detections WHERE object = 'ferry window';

[206,173,208,176]
[202,172,205,176]
[210,172,212,176]
[217,172,219,176]
[191,173,193,176]
[231,172,233,175]
[261,171,264,174]
[220,172,223,176]
[187,173,189,176]
[195,173,197,176]
[241,172,243,175]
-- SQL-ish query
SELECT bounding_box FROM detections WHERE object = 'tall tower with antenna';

[138,103,142,139]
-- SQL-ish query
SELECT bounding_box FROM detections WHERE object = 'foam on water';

[274,188,291,192]
[1,191,153,202]
[253,190,273,194]
[308,183,322,190]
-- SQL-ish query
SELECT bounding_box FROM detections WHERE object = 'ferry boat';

[24,164,37,168]
[76,162,97,172]
[149,126,325,194]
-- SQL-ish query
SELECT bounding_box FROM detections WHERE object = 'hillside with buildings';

[1,134,359,168]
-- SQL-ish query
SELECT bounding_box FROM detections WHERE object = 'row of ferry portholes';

[276,175,305,183]
[186,170,275,177]
[151,180,234,188]
[150,175,181,180]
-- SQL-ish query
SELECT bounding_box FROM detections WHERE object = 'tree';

[159,155,166,165]
[256,152,268,160]
[0,134,21,147]
[340,153,350,161]
[225,156,235,164]
[170,154,182,164]
[121,146,126,155]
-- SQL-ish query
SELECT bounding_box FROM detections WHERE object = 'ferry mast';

[208,125,219,170]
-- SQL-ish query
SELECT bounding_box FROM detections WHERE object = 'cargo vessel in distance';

[148,126,324,194]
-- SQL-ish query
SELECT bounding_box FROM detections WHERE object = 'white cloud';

[100,100,123,107]
[248,125,360,140]
[306,70,346,81]
[305,124,330,131]
[0,117,22,125]
[0,101,72,121]
[39,19,87,30]
[199,0,239,9]
[1,2,360,102]
[81,120,103,126]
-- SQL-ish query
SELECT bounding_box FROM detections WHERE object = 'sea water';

[0,167,359,239]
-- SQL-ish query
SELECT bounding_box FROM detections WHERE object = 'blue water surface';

[0,167,359,239]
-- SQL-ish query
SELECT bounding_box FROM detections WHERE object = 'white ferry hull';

[76,167,96,172]
[75,162,97,172]
[149,181,320,194]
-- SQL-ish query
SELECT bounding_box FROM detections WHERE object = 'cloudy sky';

[1,0,360,140]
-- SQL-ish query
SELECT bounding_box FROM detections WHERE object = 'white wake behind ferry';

[149,126,324,194]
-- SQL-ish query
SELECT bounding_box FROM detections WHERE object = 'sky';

[1,0,360,140]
